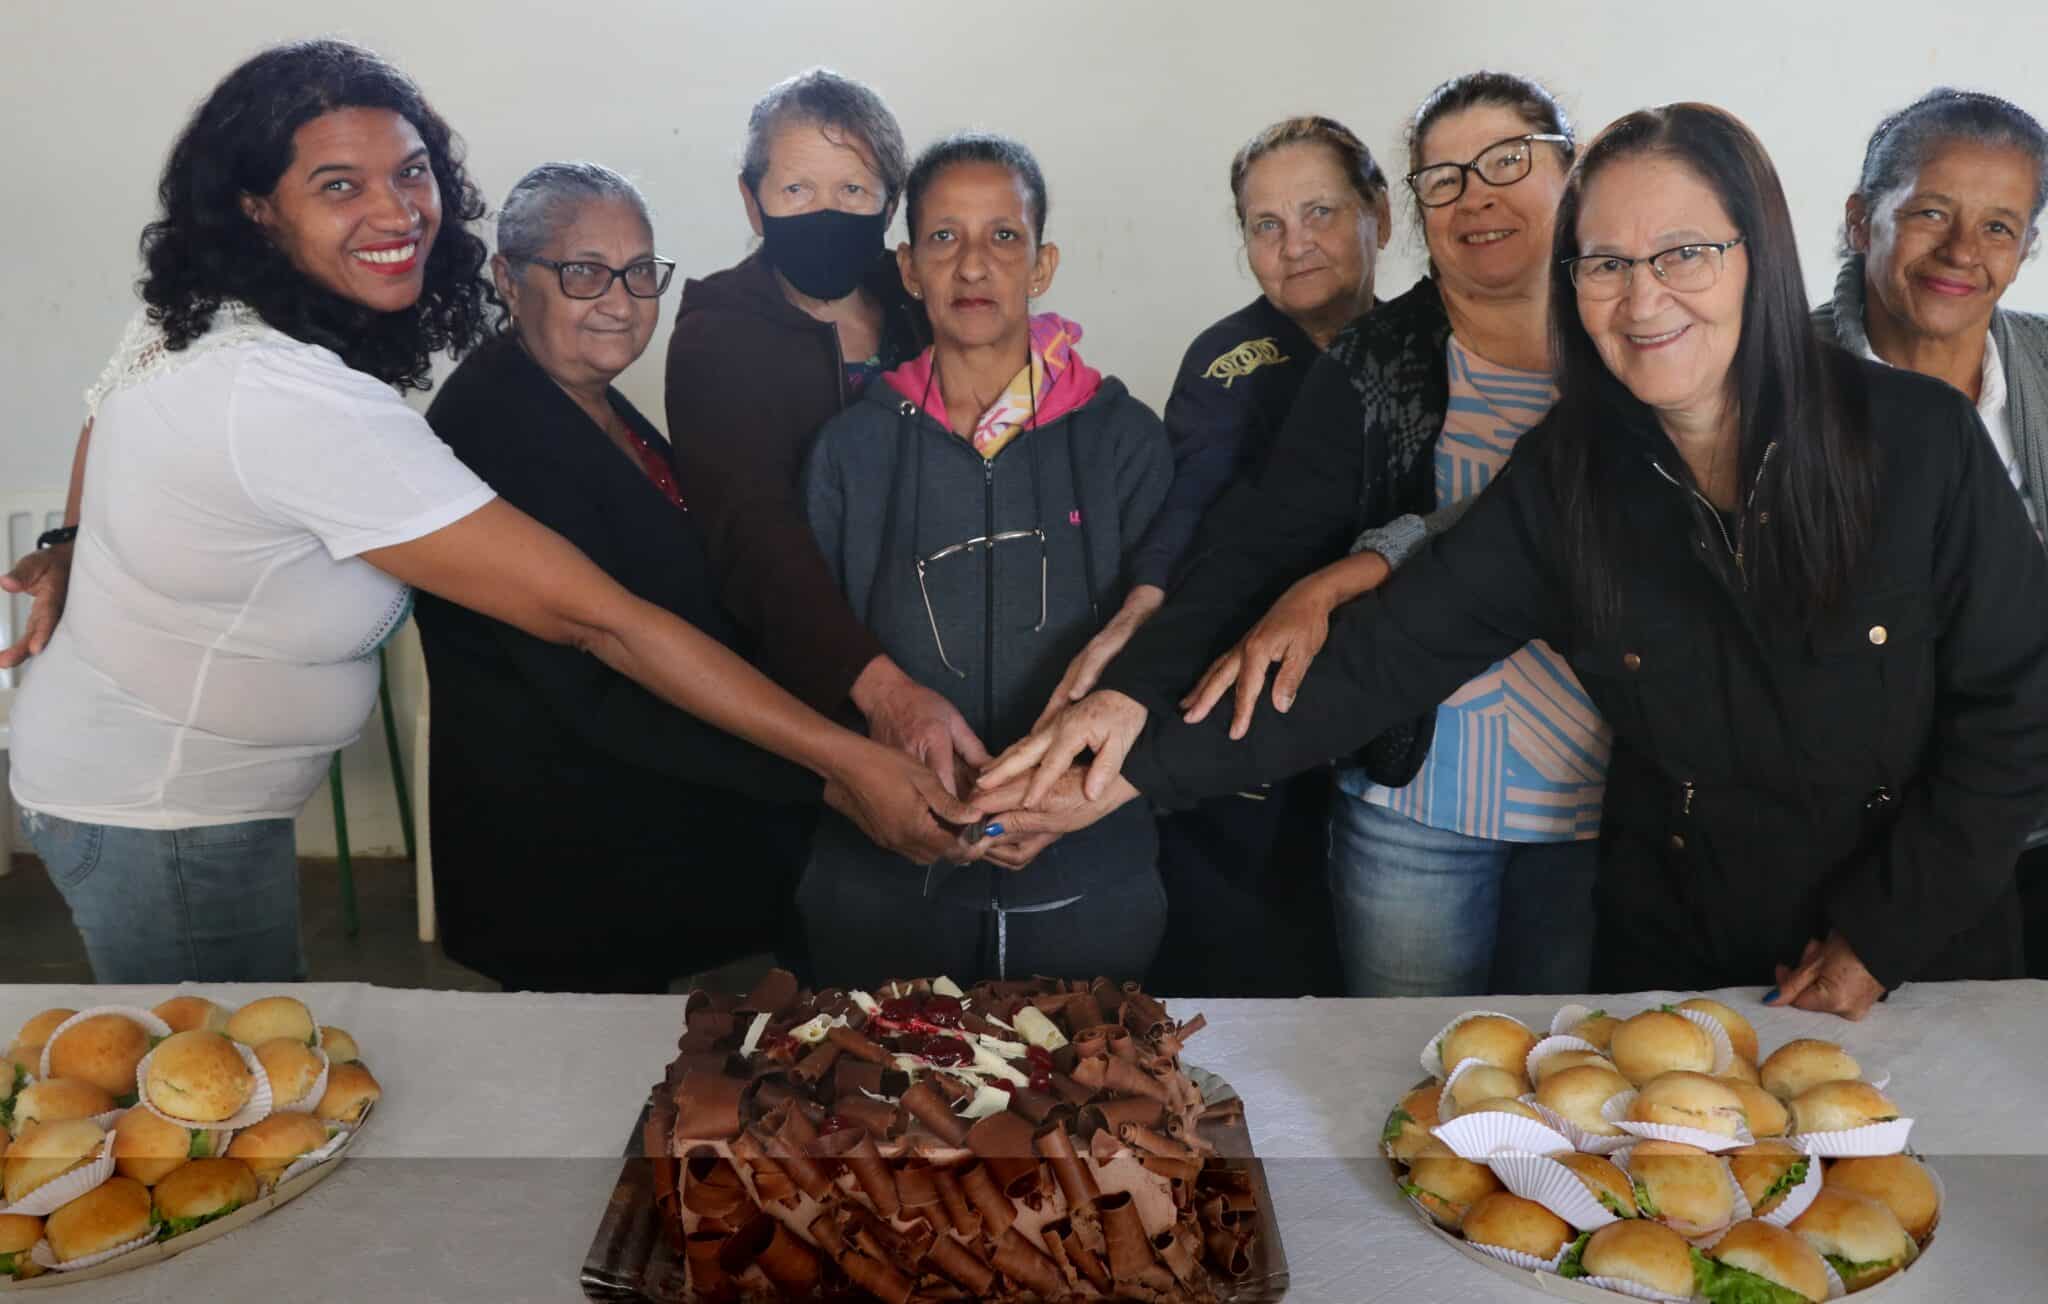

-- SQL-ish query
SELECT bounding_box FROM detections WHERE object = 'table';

[3,981,2044,1302]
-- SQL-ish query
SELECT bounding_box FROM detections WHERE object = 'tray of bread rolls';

[1382,997,1940,1303]
[0,993,382,1287]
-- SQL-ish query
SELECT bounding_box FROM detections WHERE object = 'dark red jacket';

[663,248,928,711]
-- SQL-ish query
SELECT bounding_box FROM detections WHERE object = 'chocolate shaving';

[681,1153,750,1218]
[965,1112,1040,1197]
[827,1024,891,1065]
[837,1250,915,1304]
[684,1230,739,1303]
[1003,1084,1072,1128]
[807,1210,846,1256]
[1047,1071,1093,1108]
[924,1234,995,1294]
[834,1057,886,1099]
[1043,1218,1114,1294]
[674,1068,745,1141]
[1069,992,1108,1033]
[811,1126,900,1216]
[1205,1225,1254,1278]
[740,968,800,1017]
[1120,1122,1194,1161]
[718,1212,820,1295]
[900,1080,970,1146]
[1154,1223,1204,1284]
[1097,1189,1159,1284]
[932,1166,981,1241]
[1071,1028,1109,1060]
[832,1091,901,1139]
[1084,1096,1168,1134]
[990,1227,1063,1297]
[1121,987,1170,1039]
[1033,1121,1100,1208]
[792,1039,842,1084]
[762,1113,831,1201]
[957,1162,1015,1237]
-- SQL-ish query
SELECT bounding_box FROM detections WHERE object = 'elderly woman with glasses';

[799,131,1172,987]
[415,164,860,992]
[983,102,2048,1021]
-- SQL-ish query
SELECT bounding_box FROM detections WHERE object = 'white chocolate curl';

[1014,1006,1069,1052]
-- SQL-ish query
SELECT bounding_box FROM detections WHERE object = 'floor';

[0,854,772,993]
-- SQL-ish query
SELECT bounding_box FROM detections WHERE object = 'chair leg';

[377,647,416,862]
[330,753,359,939]
[0,751,14,878]
[413,694,436,944]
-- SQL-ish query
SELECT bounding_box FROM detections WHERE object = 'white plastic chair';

[1,492,69,877]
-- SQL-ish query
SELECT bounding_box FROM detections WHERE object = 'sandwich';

[1628,1071,1747,1137]
[1678,998,1760,1064]
[145,1031,254,1124]
[225,997,317,1048]
[113,1105,224,1186]
[1823,1155,1939,1242]
[13,1009,76,1059]
[1443,1064,1529,1117]
[1699,1218,1831,1304]
[1760,1040,1860,1100]
[1382,1084,1441,1162]
[11,1077,116,1131]
[1728,1141,1811,1218]
[1555,1152,1637,1218]
[227,1112,333,1185]
[0,1055,27,1132]
[1568,1010,1621,1051]
[318,1027,360,1064]
[152,996,230,1037]
[1625,1140,1737,1238]
[0,1213,45,1280]
[46,1013,152,1101]
[1536,1063,1632,1137]
[1439,1015,1537,1076]
[44,1175,152,1264]
[1,1118,107,1206]
[1611,1010,1715,1085]
[1462,1191,1573,1260]
[150,1157,259,1238]
[314,1062,381,1125]
[1402,1154,1502,1231]
[1722,1055,1761,1086]
[1789,1188,1916,1290]
[1532,1049,1612,1084]
[1725,1079,1790,1138]
[1462,1097,1547,1124]
[1788,1081,1898,1136]
[1567,1218,1695,1295]
[253,1038,324,1111]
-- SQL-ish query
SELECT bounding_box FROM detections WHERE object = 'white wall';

[5,0,2046,853]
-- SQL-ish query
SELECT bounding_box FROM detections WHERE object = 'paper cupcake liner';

[1431,1109,1573,1161]
[1792,1117,1914,1157]
[1610,1143,1750,1240]
[276,1121,352,1187]
[1437,1057,1509,1121]
[90,1108,126,1131]
[1756,1141,1825,1228]
[1549,1003,1605,1039]
[1527,1098,1634,1155]
[1602,1090,1751,1152]
[1488,1151,1624,1230]
[36,1005,174,1081]
[1420,1009,1531,1081]
[1674,1008,1736,1076]
[274,1047,331,1115]
[1525,1035,1603,1083]
[1,1136,115,1217]
[29,1226,156,1272]
[136,1040,273,1131]
[1577,1274,1692,1303]
[1823,1259,1848,1299]
[1467,1237,1574,1273]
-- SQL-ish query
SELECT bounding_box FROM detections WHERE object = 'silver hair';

[1845,87,2048,256]
[739,67,908,204]
[496,161,653,267]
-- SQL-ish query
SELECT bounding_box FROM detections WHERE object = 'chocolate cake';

[644,972,1259,1302]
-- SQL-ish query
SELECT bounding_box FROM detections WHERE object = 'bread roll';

[227,1112,331,1184]
[1535,1063,1630,1137]
[146,1032,254,1124]
[1382,1085,1441,1162]
[46,1014,150,1099]
[1440,1015,1538,1076]
[1,1118,106,1205]
[225,997,316,1048]
[1760,1039,1860,1100]
[1725,1079,1790,1138]
[13,1010,75,1053]
[1463,1191,1572,1259]
[318,1027,360,1064]
[1531,1049,1611,1084]
[1788,1081,1898,1135]
[1444,1064,1528,1118]
[1610,1010,1714,1085]
[1628,1071,1746,1137]
[1555,1153,1636,1217]
[1579,1219,1695,1296]
[11,1078,115,1130]
[254,1039,324,1110]
[0,1211,45,1279]
[113,1106,196,1186]
[152,997,230,1037]
[1569,1013,1621,1051]
[44,1175,151,1263]
[1707,1218,1830,1302]
[1402,1155,1502,1231]
[1728,1140,1810,1217]
[1678,997,1759,1064]
[1824,1155,1939,1242]
[314,1062,380,1125]
[151,1157,259,1233]
[1626,1140,1736,1236]
[1789,1188,1916,1290]
[1721,1054,1761,1085]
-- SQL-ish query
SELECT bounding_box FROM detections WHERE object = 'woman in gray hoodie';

[803,132,1172,986]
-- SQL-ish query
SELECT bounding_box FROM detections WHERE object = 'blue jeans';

[1327,793,1598,997]
[23,812,304,983]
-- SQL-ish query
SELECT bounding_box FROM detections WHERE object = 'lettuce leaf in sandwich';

[1631,1178,1660,1219]
[151,1201,246,1240]
[0,1250,24,1280]
[1825,1252,1900,1283]
[1758,1159,1808,1205]
[1694,1249,1813,1304]
[1556,1231,1592,1278]
[1381,1108,1413,1147]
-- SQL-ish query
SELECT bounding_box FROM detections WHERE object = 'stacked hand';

[1181,555,1383,739]
[1766,931,1887,1020]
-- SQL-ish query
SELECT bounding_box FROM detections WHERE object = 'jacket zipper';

[1646,441,1778,583]
[982,455,1001,966]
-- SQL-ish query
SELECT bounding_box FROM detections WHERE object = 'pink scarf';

[884,313,1102,459]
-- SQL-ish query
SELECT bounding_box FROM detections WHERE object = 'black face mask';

[757,207,887,301]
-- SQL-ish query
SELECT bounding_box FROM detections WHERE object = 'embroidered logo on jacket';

[1202,337,1289,388]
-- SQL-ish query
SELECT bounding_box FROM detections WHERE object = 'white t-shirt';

[1862,331,2034,525]
[9,312,495,828]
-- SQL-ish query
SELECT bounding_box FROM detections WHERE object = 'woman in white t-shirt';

[4,39,986,984]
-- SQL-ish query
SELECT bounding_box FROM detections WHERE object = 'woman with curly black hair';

[5,39,984,984]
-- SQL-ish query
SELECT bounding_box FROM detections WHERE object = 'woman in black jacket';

[418,164,826,991]
[982,104,2048,1017]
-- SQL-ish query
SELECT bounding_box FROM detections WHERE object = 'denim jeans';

[1327,793,1598,997]
[23,811,304,983]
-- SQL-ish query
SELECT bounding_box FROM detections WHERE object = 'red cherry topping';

[878,997,922,1023]
[920,1036,973,1067]
[894,1033,930,1057]
[923,996,963,1027]
[1024,1045,1055,1070]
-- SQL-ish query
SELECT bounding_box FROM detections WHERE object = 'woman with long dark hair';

[985,103,2048,1016]
[7,40,979,983]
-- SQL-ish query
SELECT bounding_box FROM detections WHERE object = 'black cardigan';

[1118,353,2048,991]
[416,334,818,982]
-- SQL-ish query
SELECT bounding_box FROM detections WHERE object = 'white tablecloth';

[3,981,2044,1302]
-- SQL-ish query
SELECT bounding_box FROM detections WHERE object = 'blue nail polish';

[982,823,1004,839]
[1763,986,1780,1003]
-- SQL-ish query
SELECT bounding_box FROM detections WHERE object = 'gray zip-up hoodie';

[803,373,1172,935]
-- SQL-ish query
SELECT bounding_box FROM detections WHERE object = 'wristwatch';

[35,525,78,550]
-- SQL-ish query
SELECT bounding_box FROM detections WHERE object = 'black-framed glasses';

[519,255,676,299]
[1405,134,1571,208]
[1562,236,1747,301]
[915,529,1047,678]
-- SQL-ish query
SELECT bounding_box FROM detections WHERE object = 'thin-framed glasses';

[1562,236,1747,301]
[915,528,1047,678]
[520,255,676,299]
[1405,134,1571,208]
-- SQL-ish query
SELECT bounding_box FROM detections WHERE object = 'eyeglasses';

[1405,134,1571,208]
[915,529,1047,678]
[519,255,676,299]
[1562,236,1747,301]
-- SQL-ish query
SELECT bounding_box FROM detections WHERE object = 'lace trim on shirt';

[83,300,286,420]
